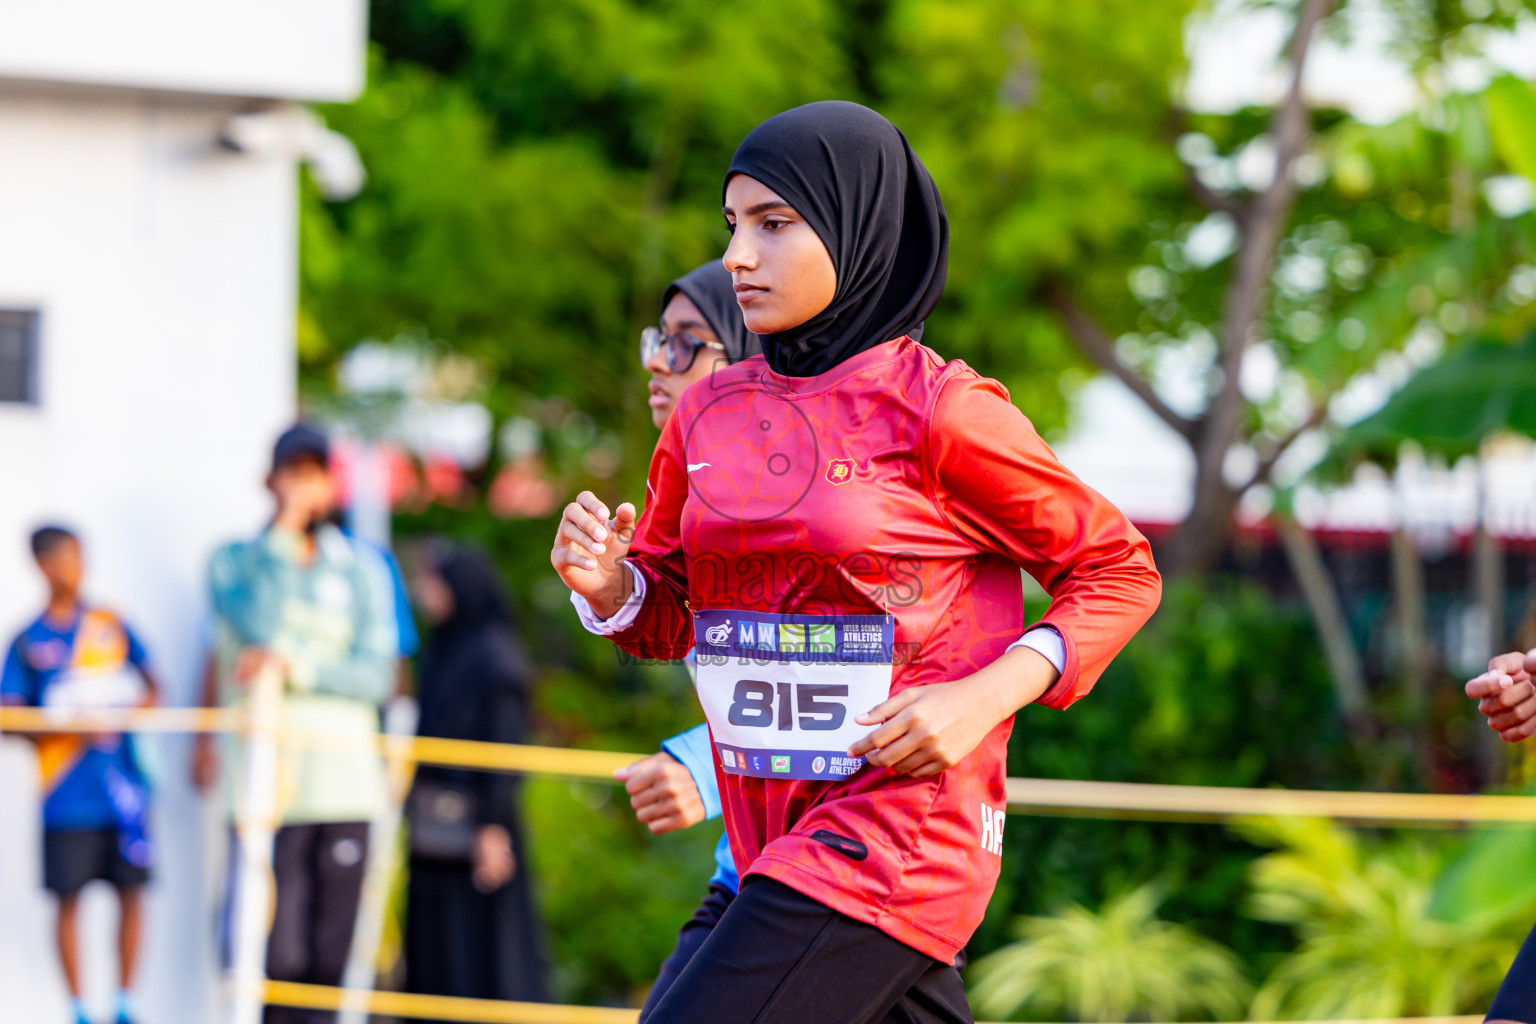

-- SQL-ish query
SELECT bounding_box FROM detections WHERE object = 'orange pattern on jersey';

[36,610,132,795]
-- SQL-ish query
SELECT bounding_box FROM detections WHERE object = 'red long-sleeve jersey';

[609,336,1161,962]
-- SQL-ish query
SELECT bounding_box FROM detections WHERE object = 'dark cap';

[272,422,331,471]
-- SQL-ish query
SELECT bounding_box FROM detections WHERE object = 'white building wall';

[0,0,366,101]
[0,87,300,1023]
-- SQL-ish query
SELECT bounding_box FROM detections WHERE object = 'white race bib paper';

[693,609,894,781]
[43,667,146,711]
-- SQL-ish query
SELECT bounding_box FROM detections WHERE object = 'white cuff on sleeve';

[1008,625,1066,674]
[569,562,647,636]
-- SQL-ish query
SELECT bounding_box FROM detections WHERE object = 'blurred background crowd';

[3,0,1536,1021]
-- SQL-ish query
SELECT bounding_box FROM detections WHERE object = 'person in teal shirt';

[200,423,396,1024]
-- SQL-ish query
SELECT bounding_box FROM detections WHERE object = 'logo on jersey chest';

[825,458,856,485]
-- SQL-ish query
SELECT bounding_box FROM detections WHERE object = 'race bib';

[43,667,145,710]
[693,610,893,781]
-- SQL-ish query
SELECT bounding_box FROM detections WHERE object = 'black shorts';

[640,880,736,1021]
[1490,920,1536,1022]
[43,828,151,895]
[644,876,972,1024]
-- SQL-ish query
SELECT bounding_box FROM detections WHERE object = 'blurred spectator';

[2,526,160,1024]
[196,423,396,1024]
[404,544,547,1003]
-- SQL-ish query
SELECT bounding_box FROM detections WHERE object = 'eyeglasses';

[641,326,726,374]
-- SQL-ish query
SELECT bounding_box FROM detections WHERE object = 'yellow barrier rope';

[5,706,1536,822]
[1005,776,1536,825]
[0,706,237,733]
[405,734,639,780]
[262,982,1484,1024]
[0,708,640,780]
[264,981,640,1023]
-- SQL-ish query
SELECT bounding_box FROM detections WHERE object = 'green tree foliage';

[304,0,855,448]
[876,0,1196,418]
[969,882,1252,1022]
[1046,1,1536,575]
[301,0,1220,475]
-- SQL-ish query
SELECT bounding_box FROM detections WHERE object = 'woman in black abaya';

[404,545,547,1003]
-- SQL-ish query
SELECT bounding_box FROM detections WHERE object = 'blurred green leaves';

[1431,822,1536,931]
[969,882,1252,1022]
[1239,816,1518,1018]
[523,774,724,1004]
[1341,330,1536,459]
[1489,75,1536,181]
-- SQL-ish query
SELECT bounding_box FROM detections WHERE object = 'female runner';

[553,100,1162,1024]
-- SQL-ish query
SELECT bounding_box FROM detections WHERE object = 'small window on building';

[0,310,39,404]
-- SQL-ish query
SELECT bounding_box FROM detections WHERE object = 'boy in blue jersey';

[2,526,160,1024]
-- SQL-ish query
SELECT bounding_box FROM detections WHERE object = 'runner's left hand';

[848,647,1059,778]
[615,751,707,834]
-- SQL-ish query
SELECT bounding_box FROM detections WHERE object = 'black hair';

[30,525,78,559]
[272,422,331,472]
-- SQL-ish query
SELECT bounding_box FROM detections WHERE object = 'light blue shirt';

[661,723,738,893]
[208,525,396,823]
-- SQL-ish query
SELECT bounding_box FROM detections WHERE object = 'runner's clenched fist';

[1466,649,1536,743]
[551,491,638,620]
[614,752,707,834]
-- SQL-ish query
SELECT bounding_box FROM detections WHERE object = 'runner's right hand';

[551,491,638,618]
[1466,650,1536,743]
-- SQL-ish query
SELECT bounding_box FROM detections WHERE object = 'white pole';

[226,664,283,1024]
[340,435,403,1023]
[338,696,417,1024]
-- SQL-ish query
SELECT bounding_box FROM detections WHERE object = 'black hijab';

[418,545,532,745]
[725,101,948,378]
[662,260,762,364]
[435,546,516,636]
